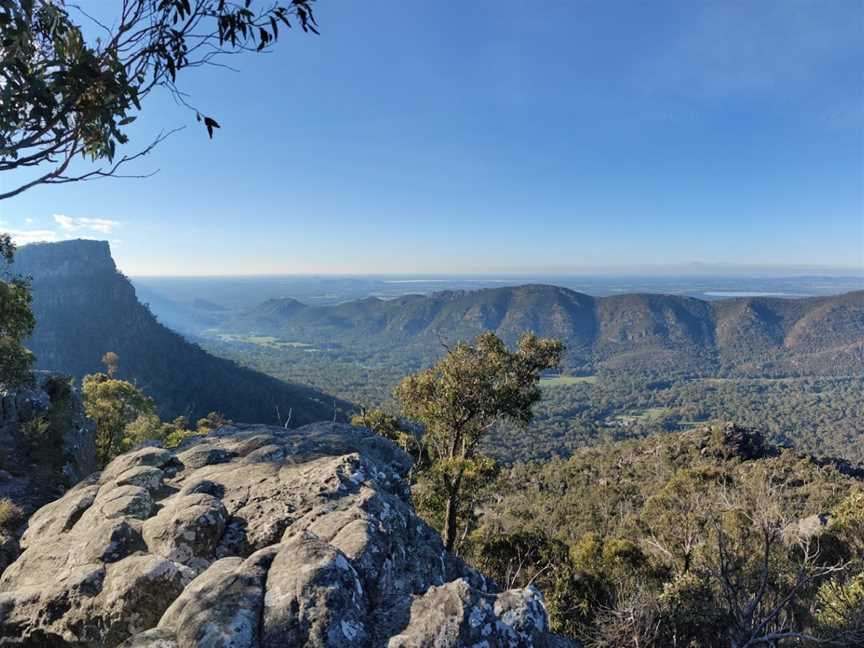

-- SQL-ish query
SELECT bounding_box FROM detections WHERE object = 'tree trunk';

[442,480,460,553]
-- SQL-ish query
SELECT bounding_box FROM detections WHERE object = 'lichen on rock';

[0,423,574,647]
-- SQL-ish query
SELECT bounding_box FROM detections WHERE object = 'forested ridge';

[223,284,864,376]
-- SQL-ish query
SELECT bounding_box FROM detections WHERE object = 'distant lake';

[703,291,810,298]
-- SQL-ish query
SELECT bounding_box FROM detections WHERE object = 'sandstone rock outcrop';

[0,423,572,647]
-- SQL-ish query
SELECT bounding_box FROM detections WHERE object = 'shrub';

[0,498,24,531]
[19,377,76,486]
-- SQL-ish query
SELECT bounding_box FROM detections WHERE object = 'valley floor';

[201,337,864,466]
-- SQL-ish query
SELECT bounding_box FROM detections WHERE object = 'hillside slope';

[14,240,342,424]
[226,284,864,375]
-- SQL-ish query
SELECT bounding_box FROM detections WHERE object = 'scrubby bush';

[0,498,23,531]
[19,376,76,486]
[469,426,864,645]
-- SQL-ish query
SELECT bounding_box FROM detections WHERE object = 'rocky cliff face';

[11,239,118,279]
[0,372,96,492]
[0,377,96,481]
[0,423,572,647]
[0,373,96,572]
[13,239,345,425]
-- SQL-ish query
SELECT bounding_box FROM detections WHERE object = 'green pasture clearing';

[539,375,597,387]
[217,334,316,350]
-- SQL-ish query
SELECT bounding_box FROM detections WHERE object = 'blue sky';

[1,0,862,275]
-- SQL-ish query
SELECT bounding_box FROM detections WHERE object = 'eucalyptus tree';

[0,0,319,200]
[0,235,34,389]
[396,331,563,552]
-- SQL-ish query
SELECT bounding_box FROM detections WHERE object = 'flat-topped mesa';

[12,239,116,279]
[0,422,574,648]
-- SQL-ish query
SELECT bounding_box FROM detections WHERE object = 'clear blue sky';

[1,0,862,275]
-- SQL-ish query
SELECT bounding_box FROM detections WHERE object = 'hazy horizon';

[10,237,863,279]
[127,266,864,279]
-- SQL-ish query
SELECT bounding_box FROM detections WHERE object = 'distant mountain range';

[224,285,864,375]
[13,240,343,424]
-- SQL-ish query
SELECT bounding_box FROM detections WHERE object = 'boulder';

[0,423,574,647]
[387,579,554,648]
